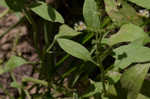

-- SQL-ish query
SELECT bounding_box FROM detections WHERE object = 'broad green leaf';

[113,43,150,69]
[82,80,103,98]
[2,56,27,74]
[104,0,143,26]
[129,0,150,9]
[31,2,64,23]
[83,0,101,29]
[56,24,81,38]
[120,64,150,99]
[57,38,92,61]
[108,24,148,45]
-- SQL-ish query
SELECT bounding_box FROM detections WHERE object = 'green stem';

[95,31,106,93]
[100,46,112,62]
[22,77,48,87]
[24,89,31,99]
[47,39,56,52]
[56,54,70,67]
[10,72,21,94]
[22,8,38,49]
[99,63,106,93]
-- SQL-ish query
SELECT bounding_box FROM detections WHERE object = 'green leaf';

[2,56,27,74]
[113,44,150,69]
[56,24,81,38]
[57,38,92,61]
[120,64,150,99]
[129,0,150,9]
[31,2,64,23]
[107,24,148,45]
[104,0,143,26]
[83,0,101,29]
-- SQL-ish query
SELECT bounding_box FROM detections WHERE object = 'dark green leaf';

[31,2,64,23]
[83,0,101,29]
[57,38,92,61]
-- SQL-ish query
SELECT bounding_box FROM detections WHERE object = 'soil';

[0,7,38,98]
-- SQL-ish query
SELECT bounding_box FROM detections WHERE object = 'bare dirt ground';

[0,7,38,98]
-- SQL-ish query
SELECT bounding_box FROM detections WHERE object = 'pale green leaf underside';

[106,71,122,83]
[108,23,148,45]
[113,44,150,69]
[121,64,150,99]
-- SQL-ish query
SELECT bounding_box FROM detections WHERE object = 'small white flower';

[74,23,78,27]
[79,21,84,26]
[138,9,149,18]
[74,21,87,31]
[139,10,144,13]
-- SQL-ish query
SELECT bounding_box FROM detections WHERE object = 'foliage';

[0,0,150,98]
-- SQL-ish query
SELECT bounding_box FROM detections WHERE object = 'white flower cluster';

[74,21,87,31]
[138,9,150,18]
